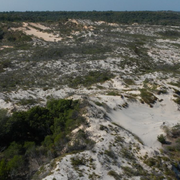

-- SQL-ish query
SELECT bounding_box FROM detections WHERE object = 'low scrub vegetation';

[108,170,121,180]
[68,71,114,88]
[140,89,158,106]
[157,30,180,39]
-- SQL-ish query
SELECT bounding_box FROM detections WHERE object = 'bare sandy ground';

[0,45,13,50]
[23,22,62,42]
[11,22,62,42]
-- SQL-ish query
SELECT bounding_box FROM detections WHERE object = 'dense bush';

[157,134,166,144]
[0,99,85,180]
[0,28,4,40]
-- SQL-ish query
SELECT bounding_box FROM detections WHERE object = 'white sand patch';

[95,21,106,25]
[0,45,13,50]
[23,22,62,42]
[67,19,79,25]
[29,23,50,30]
[0,99,13,110]
[108,23,119,27]
[11,22,62,42]
[100,94,180,149]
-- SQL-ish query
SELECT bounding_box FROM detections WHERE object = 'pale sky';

[0,0,179,12]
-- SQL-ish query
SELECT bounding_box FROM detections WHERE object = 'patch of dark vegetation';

[0,99,86,180]
[71,156,86,167]
[108,170,122,180]
[17,98,39,106]
[155,63,180,74]
[0,24,32,43]
[67,129,96,152]
[30,44,112,61]
[140,88,158,107]
[68,71,114,88]
[0,60,12,73]
[159,124,180,179]
[157,134,166,144]
[121,166,146,177]
[157,30,180,39]
[123,78,136,85]
[173,89,180,105]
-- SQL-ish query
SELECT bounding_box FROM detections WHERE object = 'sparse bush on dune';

[157,134,166,144]
[140,89,158,106]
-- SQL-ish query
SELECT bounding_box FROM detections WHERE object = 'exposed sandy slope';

[0,45,13,50]
[107,95,179,148]
[42,91,176,180]
[42,99,160,180]
[11,22,62,42]
[28,23,51,30]
[23,23,62,42]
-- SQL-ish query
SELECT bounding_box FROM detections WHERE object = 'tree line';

[0,11,180,25]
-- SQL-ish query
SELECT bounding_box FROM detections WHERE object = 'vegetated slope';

[0,15,180,179]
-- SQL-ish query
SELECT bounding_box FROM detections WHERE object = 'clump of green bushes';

[157,30,180,39]
[0,99,85,180]
[157,134,166,144]
[140,89,158,106]
[108,170,121,180]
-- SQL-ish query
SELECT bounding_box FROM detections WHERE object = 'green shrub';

[0,159,9,180]
[94,101,103,106]
[18,98,38,106]
[105,150,115,159]
[7,155,24,177]
[123,78,135,85]
[71,156,85,167]
[144,157,156,167]
[157,134,166,144]
[0,28,4,40]
[140,89,158,106]
[158,30,180,39]
[171,124,180,138]
[4,142,22,159]
[69,71,114,88]
[121,147,135,160]
[107,91,120,96]
[108,170,121,180]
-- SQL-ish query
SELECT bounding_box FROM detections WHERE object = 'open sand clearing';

[99,94,180,149]
[23,23,62,42]
[11,22,62,42]
[28,22,51,30]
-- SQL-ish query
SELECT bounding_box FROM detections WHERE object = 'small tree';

[157,134,166,144]
[0,159,9,180]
